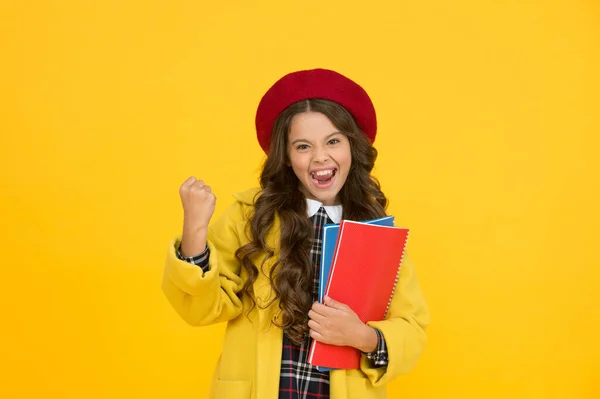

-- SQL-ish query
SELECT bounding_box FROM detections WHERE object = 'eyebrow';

[289,132,343,146]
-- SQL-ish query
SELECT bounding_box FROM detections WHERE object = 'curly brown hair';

[235,99,388,345]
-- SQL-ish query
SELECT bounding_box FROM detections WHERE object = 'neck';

[299,185,341,206]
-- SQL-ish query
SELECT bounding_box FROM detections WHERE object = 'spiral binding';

[383,230,409,319]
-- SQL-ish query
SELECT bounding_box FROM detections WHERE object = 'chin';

[309,189,341,206]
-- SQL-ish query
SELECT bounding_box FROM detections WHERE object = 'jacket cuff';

[177,245,211,272]
[362,328,389,367]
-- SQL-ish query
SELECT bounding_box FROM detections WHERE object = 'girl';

[162,68,430,399]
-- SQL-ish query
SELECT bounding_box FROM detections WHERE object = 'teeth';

[314,170,333,177]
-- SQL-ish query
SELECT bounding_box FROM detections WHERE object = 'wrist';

[182,220,208,235]
[353,324,378,353]
[180,227,208,257]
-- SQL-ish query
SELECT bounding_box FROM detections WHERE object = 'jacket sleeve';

[176,245,211,271]
[362,328,389,367]
[161,200,249,326]
[359,253,430,386]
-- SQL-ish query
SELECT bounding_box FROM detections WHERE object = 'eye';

[296,144,309,150]
[328,138,340,145]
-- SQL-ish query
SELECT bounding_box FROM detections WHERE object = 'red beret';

[255,68,377,153]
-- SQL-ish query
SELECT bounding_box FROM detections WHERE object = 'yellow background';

[1,1,599,398]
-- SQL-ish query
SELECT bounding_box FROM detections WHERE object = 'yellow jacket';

[162,188,430,399]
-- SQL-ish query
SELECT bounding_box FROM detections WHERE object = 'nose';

[312,146,330,163]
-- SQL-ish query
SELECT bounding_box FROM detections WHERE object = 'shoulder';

[231,187,262,206]
[213,187,261,225]
[208,188,262,238]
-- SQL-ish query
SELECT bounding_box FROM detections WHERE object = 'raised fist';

[179,176,216,257]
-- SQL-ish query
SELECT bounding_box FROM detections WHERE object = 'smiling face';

[287,111,352,206]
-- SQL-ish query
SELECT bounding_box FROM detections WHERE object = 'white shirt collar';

[306,198,343,224]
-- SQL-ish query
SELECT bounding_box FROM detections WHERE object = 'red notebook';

[308,220,409,369]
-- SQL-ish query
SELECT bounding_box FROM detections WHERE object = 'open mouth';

[310,168,338,188]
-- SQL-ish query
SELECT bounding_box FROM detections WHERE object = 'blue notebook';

[316,215,395,371]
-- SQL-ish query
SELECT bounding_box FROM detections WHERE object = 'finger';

[192,179,205,189]
[307,319,321,332]
[181,176,197,188]
[313,303,341,319]
[311,302,333,317]
[203,185,212,193]
[308,309,326,324]
[309,329,326,343]
[324,295,348,311]
[207,192,216,203]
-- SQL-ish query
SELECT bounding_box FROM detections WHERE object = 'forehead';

[288,112,338,139]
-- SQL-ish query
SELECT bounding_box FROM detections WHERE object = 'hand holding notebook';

[308,219,409,370]
[313,215,395,371]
